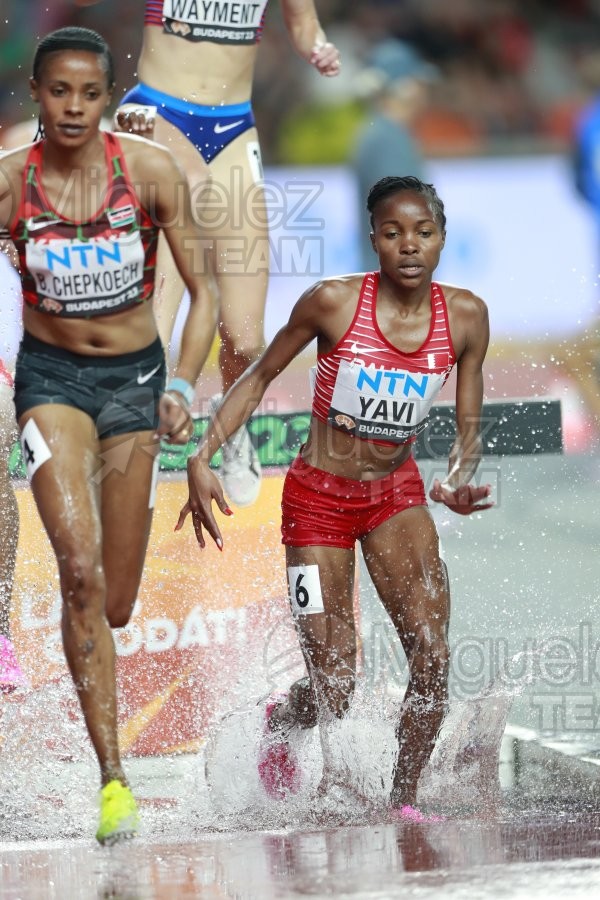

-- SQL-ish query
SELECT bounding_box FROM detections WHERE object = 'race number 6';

[295,573,309,608]
[287,564,324,616]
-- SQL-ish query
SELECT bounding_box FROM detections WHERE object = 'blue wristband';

[166,378,195,406]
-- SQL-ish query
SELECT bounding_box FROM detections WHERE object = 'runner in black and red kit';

[177,175,493,820]
[0,26,216,843]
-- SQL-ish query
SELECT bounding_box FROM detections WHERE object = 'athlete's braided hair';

[32,27,115,140]
[367,176,446,234]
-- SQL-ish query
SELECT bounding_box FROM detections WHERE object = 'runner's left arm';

[429,294,494,515]
[177,280,326,547]
[134,142,218,441]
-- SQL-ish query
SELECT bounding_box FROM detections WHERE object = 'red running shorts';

[281,453,427,549]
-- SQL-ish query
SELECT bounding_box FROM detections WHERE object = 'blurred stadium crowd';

[1,0,600,162]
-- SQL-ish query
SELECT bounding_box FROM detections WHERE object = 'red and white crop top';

[311,272,457,445]
[9,132,158,319]
[145,0,268,45]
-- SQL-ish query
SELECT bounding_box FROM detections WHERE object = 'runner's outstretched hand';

[175,456,233,549]
[429,478,494,515]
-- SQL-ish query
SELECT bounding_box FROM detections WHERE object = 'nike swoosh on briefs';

[137,363,162,385]
[214,120,245,134]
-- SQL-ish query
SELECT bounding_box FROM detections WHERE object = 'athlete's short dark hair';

[367,176,446,233]
[33,27,115,87]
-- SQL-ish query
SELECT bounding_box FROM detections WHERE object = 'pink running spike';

[393,804,446,823]
[0,635,27,693]
[257,695,301,799]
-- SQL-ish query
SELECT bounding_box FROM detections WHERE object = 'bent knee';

[106,609,132,630]
[105,590,138,629]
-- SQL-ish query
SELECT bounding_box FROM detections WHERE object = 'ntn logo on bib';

[328,360,450,444]
[25,234,145,315]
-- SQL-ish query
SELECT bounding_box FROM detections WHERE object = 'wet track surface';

[2,800,600,899]
[2,712,600,900]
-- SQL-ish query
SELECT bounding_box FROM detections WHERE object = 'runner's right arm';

[176,280,330,547]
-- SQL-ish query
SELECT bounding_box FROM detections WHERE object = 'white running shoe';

[209,394,262,507]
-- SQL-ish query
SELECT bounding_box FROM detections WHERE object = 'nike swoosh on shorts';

[214,120,244,134]
[137,363,161,385]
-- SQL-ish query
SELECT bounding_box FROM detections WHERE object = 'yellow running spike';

[96,780,139,845]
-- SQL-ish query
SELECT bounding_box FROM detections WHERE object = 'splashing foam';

[0,675,95,841]
[202,667,527,829]
[0,655,534,840]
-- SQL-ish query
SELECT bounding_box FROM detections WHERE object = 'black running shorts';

[14,332,166,438]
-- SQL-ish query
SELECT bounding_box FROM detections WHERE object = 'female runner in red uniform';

[177,175,493,819]
[0,26,216,843]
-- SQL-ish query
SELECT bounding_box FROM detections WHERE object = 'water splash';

[0,675,95,841]
[0,654,535,840]
[201,664,529,828]
[419,680,518,815]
